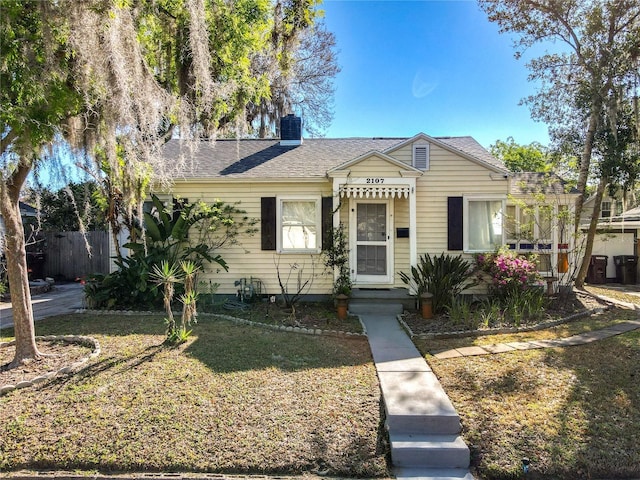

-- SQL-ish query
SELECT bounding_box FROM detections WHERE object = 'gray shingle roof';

[165,136,506,180]
[509,172,579,195]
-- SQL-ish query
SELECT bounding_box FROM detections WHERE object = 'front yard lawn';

[415,309,640,479]
[1,314,388,477]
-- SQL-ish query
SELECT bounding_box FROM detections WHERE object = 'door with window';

[351,200,393,284]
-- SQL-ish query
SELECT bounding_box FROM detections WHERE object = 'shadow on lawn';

[18,313,372,375]
[537,332,640,479]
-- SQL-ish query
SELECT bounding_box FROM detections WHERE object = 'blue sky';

[319,0,551,148]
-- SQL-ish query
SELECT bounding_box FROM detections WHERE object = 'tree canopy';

[480,0,640,287]
[1,0,335,367]
[490,137,550,173]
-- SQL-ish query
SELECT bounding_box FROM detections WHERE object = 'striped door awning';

[339,185,411,199]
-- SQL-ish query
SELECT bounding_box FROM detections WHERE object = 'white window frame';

[505,203,557,275]
[276,195,322,254]
[463,195,506,253]
[601,200,612,218]
[413,143,430,171]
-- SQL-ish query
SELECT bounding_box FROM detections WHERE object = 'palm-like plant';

[150,261,181,340]
[400,253,478,314]
[179,261,200,330]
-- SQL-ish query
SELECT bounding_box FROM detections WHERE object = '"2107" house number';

[366,178,385,184]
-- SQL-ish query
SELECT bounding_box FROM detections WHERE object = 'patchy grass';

[0,314,388,477]
[415,309,640,479]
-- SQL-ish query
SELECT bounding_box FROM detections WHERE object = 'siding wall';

[390,142,508,258]
[166,141,507,295]
[172,180,334,295]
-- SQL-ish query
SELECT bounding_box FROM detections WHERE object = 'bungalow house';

[140,115,578,298]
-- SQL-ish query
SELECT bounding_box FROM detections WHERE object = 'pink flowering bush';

[475,247,541,299]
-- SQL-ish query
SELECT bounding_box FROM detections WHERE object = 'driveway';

[0,283,85,330]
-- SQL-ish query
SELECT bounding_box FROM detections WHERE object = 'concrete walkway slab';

[359,312,472,478]
[429,321,640,359]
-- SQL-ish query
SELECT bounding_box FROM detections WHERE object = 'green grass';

[415,309,640,479]
[1,314,388,477]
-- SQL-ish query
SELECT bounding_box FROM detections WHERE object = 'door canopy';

[339,185,411,199]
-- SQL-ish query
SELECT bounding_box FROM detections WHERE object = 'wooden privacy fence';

[42,231,110,280]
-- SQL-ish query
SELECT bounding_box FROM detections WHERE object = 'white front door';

[351,199,394,285]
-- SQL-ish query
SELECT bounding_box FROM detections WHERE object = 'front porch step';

[390,433,470,469]
[349,302,404,315]
[394,467,475,480]
[350,288,415,311]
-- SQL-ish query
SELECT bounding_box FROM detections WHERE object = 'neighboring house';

[141,115,578,297]
[581,190,639,282]
[585,204,640,282]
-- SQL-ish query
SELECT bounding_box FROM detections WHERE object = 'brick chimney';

[279,114,302,146]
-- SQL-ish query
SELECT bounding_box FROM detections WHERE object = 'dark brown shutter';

[448,197,463,251]
[321,196,333,251]
[261,197,276,250]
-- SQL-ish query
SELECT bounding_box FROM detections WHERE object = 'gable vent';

[413,144,429,170]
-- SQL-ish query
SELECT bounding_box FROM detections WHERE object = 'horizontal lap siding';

[394,198,410,287]
[415,144,508,261]
[171,181,333,296]
[347,157,404,176]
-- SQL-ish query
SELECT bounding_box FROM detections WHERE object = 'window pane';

[519,206,534,240]
[539,206,552,240]
[357,204,386,241]
[281,200,317,249]
[537,253,551,272]
[357,245,387,275]
[468,200,503,251]
[505,205,516,238]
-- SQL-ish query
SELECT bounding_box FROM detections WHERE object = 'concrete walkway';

[0,283,84,330]
[358,306,474,480]
[430,320,640,359]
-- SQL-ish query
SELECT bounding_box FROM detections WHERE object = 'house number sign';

[365,178,386,184]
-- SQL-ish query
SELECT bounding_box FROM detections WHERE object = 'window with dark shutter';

[261,197,276,250]
[448,196,463,251]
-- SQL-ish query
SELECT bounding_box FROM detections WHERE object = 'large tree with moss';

[1,0,323,368]
[480,0,640,287]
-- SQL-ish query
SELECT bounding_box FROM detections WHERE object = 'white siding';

[171,180,334,295]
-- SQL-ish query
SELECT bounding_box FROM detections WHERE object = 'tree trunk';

[573,106,601,232]
[574,177,608,289]
[1,162,41,367]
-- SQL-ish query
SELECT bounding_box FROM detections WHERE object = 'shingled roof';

[164,135,506,181]
[509,172,579,195]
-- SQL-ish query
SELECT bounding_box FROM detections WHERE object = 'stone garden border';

[1,335,101,396]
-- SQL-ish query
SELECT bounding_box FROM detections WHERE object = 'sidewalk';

[0,283,84,330]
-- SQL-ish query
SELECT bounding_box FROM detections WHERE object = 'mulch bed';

[1,340,92,387]
[402,290,608,336]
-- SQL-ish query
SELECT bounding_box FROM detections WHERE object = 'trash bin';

[614,255,637,284]
[587,255,608,284]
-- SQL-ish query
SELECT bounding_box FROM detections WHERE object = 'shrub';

[476,247,546,325]
[475,247,541,299]
[400,253,478,314]
[85,195,253,310]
